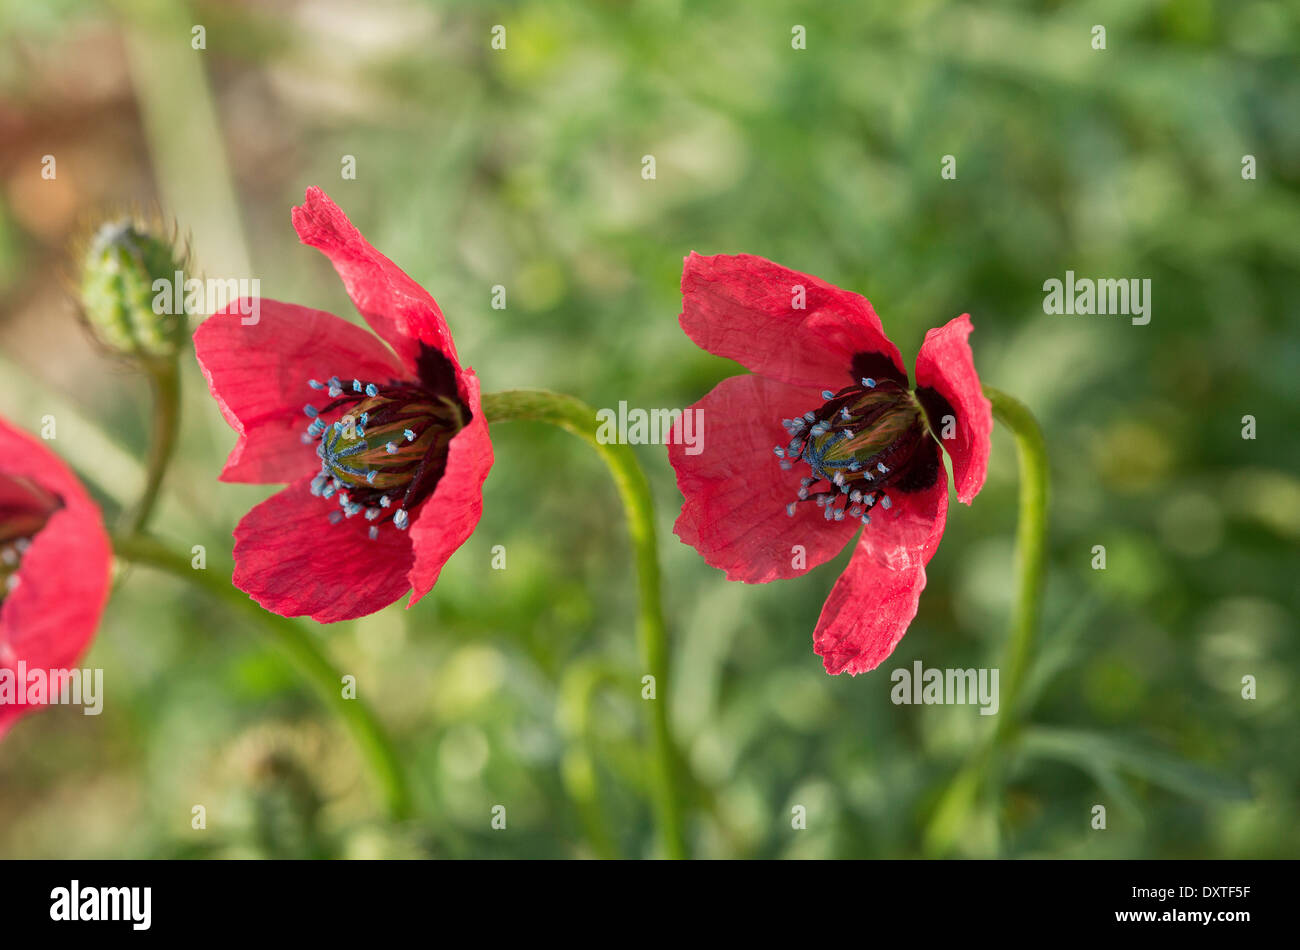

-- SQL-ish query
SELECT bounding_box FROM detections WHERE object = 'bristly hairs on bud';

[70,206,195,373]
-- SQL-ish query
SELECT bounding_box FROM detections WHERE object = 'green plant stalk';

[482,389,688,859]
[923,385,1048,856]
[122,360,180,535]
[111,532,412,822]
[985,386,1049,740]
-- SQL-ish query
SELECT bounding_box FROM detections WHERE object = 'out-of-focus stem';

[122,361,180,535]
[111,532,413,822]
[482,389,688,859]
[923,385,1048,856]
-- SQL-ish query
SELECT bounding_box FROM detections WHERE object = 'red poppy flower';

[0,417,112,737]
[194,187,493,622]
[668,253,992,675]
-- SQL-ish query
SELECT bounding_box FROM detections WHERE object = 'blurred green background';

[0,0,1296,858]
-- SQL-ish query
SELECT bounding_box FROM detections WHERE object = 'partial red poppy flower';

[194,187,493,622]
[668,253,992,675]
[0,417,112,737]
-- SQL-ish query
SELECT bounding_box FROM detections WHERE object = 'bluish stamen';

[368,526,379,540]
[365,383,379,397]
[308,379,325,390]
[393,509,409,530]
[303,404,319,418]
[862,377,876,388]
[821,390,835,400]
[404,428,416,442]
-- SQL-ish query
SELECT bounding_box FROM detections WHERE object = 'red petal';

[680,252,907,390]
[292,187,461,374]
[194,298,408,484]
[0,419,111,735]
[668,373,858,584]
[914,313,992,505]
[812,461,948,675]
[406,369,493,605]
[232,478,414,623]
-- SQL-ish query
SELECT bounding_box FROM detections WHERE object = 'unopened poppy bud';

[78,218,190,365]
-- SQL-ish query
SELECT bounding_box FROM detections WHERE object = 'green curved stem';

[482,389,688,859]
[923,385,1048,856]
[121,360,180,535]
[985,386,1049,739]
[111,532,412,822]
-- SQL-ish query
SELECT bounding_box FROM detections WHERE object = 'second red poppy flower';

[668,253,992,675]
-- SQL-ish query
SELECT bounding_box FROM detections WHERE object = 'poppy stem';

[481,388,689,860]
[923,385,1048,855]
[984,386,1049,734]
[109,532,413,823]
[121,360,181,536]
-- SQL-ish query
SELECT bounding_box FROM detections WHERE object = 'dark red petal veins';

[232,477,415,623]
[680,252,906,390]
[668,373,858,583]
[812,461,949,674]
[292,187,461,375]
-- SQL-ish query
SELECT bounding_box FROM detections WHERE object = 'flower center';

[774,376,928,524]
[301,375,468,538]
[0,474,60,602]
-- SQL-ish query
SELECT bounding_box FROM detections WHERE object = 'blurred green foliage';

[0,0,1296,858]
